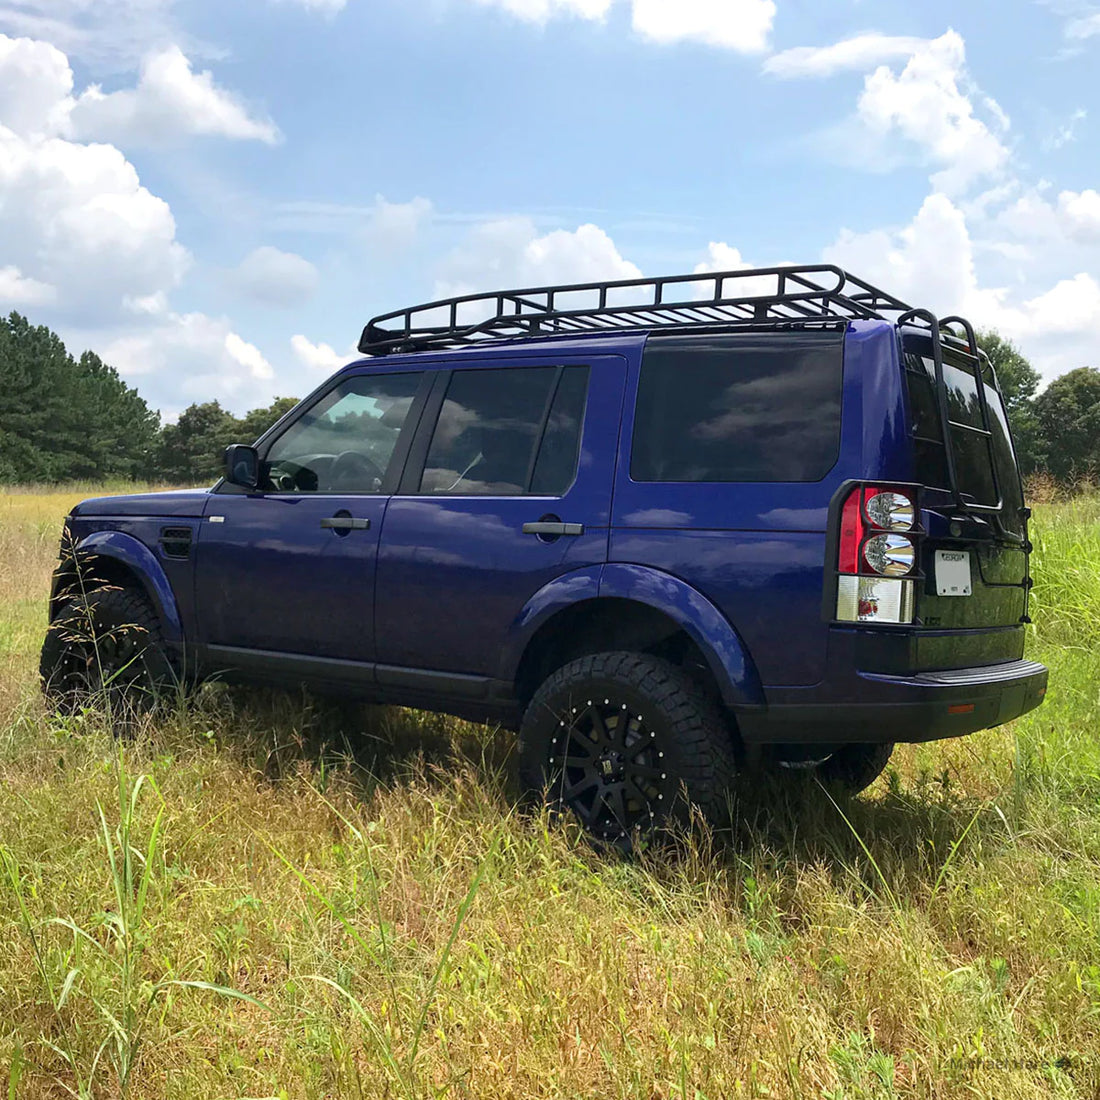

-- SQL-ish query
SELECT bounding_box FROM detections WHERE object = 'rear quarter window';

[631,331,844,483]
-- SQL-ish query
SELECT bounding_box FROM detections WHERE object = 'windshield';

[902,334,1024,536]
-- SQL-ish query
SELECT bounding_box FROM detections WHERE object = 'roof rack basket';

[359,264,917,356]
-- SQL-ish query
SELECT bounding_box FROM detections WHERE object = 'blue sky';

[0,0,1098,416]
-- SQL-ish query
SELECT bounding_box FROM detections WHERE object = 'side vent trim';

[158,526,193,560]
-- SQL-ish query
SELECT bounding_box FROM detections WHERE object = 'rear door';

[195,368,428,664]
[901,334,1030,637]
[374,355,625,677]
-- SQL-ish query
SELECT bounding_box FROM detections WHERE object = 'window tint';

[908,354,985,430]
[531,367,589,495]
[263,372,422,493]
[631,333,844,483]
[420,366,588,496]
[903,344,1022,526]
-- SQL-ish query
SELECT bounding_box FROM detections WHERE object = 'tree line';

[1,310,1098,486]
[0,313,297,484]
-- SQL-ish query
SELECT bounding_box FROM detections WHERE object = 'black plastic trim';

[375,664,492,699]
[739,658,1048,745]
[398,370,451,495]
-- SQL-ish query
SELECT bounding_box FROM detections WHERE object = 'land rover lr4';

[43,266,1048,846]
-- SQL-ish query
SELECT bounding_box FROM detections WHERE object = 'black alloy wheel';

[40,586,172,718]
[519,651,738,850]
[547,695,672,842]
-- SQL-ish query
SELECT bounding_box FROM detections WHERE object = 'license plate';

[935,550,973,596]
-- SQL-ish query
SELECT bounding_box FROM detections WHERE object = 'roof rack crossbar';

[359,265,915,355]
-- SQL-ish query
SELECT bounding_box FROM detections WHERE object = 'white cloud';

[0,0,179,68]
[694,242,751,274]
[771,30,1009,197]
[291,334,354,372]
[631,0,775,52]
[1057,189,1100,243]
[825,192,981,314]
[234,246,319,307]
[465,0,774,50]
[69,45,279,145]
[97,311,279,415]
[0,264,55,305]
[365,195,434,252]
[0,33,73,137]
[1066,11,1100,38]
[823,191,1100,382]
[691,242,783,298]
[764,33,928,79]
[1043,107,1087,151]
[0,34,276,418]
[275,0,347,12]
[0,33,279,148]
[469,0,613,23]
[0,120,190,319]
[225,331,273,380]
[988,186,1100,268]
[855,31,1009,195]
[522,222,641,283]
[437,217,641,299]
[274,195,434,251]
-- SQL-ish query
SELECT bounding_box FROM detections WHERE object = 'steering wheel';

[328,450,385,491]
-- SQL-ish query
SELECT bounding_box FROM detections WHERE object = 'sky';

[0,0,1098,418]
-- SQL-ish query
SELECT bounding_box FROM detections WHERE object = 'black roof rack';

[359,265,917,356]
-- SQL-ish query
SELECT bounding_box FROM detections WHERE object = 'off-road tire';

[519,651,738,848]
[40,586,173,717]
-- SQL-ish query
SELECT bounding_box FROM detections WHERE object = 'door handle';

[523,521,584,537]
[321,517,371,531]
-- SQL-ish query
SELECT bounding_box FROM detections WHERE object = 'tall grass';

[1028,495,1100,647]
[1,489,1098,1098]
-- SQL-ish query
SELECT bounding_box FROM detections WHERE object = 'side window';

[531,366,589,495]
[631,333,844,483]
[263,372,423,493]
[420,366,589,496]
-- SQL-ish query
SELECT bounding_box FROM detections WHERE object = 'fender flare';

[499,563,764,709]
[54,530,184,646]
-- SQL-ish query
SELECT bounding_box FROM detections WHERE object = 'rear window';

[631,331,844,483]
[420,365,589,496]
[903,336,1024,532]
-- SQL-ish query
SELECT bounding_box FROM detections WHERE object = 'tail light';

[836,486,920,624]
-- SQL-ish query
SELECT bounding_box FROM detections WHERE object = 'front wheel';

[518,652,738,849]
[40,586,174,717]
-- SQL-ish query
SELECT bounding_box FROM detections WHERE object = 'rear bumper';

[738,657,1048,745]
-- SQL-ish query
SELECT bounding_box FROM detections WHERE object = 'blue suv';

[43,266,1048,845]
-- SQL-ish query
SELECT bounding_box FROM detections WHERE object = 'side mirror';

[224,444,259,489]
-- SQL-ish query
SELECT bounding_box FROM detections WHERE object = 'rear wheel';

[518,652,738,849]
[40,586,173,717]
[770,742,894,795]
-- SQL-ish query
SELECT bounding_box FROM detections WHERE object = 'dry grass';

[1,487,1099,1098]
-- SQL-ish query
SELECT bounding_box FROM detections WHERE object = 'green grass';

[1,487,1099,1098]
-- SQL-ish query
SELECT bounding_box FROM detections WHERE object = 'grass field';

[2,485,1099,1099]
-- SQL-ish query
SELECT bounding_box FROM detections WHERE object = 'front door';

[374,356,625,677]
[195,368,427,665]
